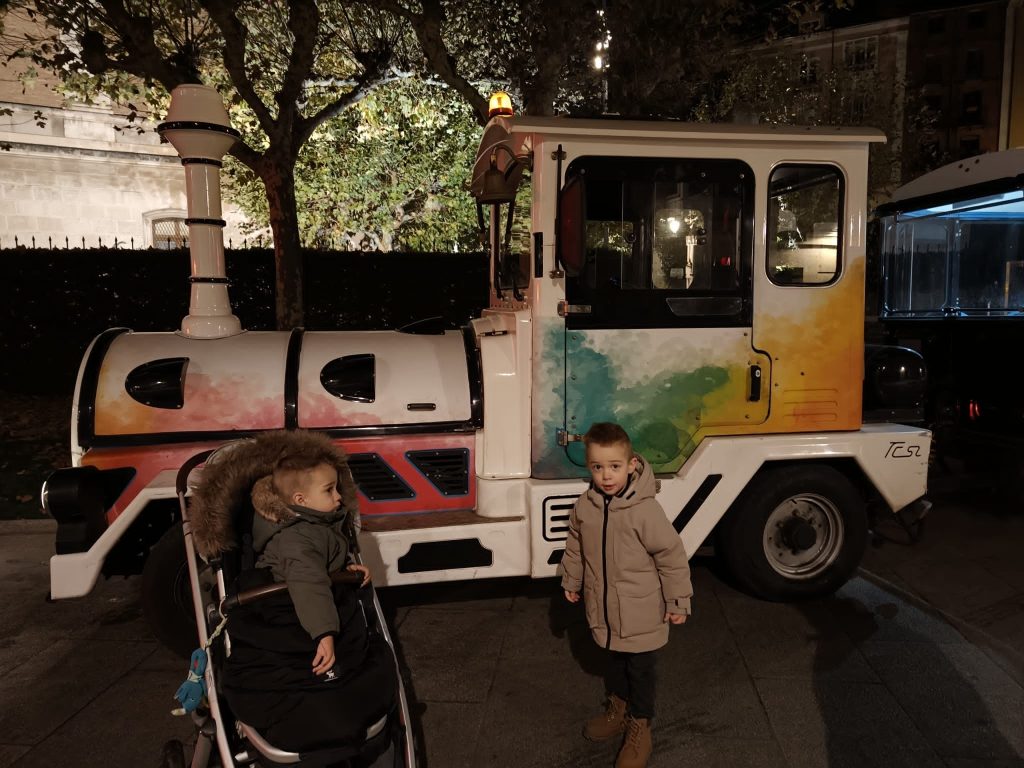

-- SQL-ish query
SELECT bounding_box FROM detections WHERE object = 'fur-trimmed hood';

[189,430,360,559]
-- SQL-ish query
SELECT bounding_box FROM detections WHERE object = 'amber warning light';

[488,91,514,118]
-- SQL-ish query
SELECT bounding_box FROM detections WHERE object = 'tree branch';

[85,0,192,91]
[276,0,319,126]
[228,139,261,170]
[293,64,387,150]
[200,0,276,134]
[361,0,488,124]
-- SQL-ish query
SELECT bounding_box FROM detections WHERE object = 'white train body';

[45,102,931,610]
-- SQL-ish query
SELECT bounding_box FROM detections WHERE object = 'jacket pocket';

[616,584,665,638]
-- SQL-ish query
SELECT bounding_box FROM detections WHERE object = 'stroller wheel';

[159,739,186,768]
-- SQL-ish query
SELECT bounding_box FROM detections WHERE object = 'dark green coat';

[251,477,352,641]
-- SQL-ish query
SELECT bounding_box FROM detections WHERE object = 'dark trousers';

[606,649,657,720]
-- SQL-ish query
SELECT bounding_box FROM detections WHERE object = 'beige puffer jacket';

[558,457,693,653]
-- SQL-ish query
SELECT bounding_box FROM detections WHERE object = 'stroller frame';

[173,447,417,768]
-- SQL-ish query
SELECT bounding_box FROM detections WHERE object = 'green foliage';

[691,49,905,206]
[224,77,480,251]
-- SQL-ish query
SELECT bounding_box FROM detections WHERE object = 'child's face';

[293,464,342,514]
[586,442,637,497]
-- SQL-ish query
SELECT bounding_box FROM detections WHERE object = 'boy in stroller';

[182,430,407,766]
[249,444,372,681]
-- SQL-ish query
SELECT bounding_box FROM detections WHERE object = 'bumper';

[48,468,177,599]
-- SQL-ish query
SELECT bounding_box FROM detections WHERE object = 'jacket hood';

[585,455,657,511]
[249,484,347,552]
[189,429,359,559]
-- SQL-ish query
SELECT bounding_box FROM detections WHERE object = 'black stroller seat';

[216,529,398,762]
[167,435,416,768]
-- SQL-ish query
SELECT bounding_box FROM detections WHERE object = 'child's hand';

[665,612,688,625]
[346,563,371,586]
[564,590,580,603]
[312,635,335,675]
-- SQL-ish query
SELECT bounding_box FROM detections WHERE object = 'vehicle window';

[496,171,532,295]
[561,156,753,329]
[767,165,844,286]
[881,189,1024,316]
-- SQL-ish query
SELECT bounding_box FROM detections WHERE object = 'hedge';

[1,247,488,393]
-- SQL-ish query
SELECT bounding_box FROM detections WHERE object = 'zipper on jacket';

[602,494,611,650]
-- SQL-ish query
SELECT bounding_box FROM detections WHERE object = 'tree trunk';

[263,161,304,329]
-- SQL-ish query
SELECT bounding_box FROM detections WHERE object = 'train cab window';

[767,165,844,286]
[560,156,754,328]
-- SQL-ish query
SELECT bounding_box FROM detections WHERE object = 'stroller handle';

[219,569,366,614]
[176,449,217,495]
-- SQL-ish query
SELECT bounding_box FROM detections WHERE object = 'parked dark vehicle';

[874,150,1024,498]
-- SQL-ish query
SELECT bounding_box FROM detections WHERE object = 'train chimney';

[158,84,243,338]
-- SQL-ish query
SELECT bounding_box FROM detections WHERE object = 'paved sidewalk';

[862,469,1024,687]
[1,474,1022,767]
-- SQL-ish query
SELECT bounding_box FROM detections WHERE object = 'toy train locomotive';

[43,86,931,654]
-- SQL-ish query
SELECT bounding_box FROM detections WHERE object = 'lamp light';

[488,91,514,119]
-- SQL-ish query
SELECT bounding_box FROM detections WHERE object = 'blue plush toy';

[172,649,208,716]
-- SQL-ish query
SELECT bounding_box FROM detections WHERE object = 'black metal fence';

[2,247,488,394]
[0,235,274,250]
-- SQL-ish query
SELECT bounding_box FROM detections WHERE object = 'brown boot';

[615,715,652,768]
[583,694,627,741]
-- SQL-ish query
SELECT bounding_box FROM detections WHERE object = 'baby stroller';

[162,435,418,768]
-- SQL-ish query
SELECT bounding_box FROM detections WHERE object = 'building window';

[967,10,986,30]
[965,49,984,79]
[961,91,983,124]
[844,37,878,72]
[923,54,944,84]
[959,135,981,157]
[927,16,946,35]
[152,218,188,249]
[800,56,820,85]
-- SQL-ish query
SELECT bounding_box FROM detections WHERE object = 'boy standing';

[558,422,693,768]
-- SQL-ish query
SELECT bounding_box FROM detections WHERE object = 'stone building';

[752,0,1024,188]
[903,1,1010,178]
[750,15,910,193]
[0,9,249,250]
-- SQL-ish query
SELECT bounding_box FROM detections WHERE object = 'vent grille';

[405,448,470,496]
[347,453,415,501]
[542,495,577,542]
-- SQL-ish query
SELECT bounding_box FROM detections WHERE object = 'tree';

[363,0,852,125]
[4,0,403,327]
[692,48,905,207]
[359,0,607,121]
[223,76,482,251]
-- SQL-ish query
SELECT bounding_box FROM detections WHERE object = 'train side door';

[559,156,771,472]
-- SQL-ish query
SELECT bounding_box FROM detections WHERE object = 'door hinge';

[557,301,591,318]
[556,429,583,446]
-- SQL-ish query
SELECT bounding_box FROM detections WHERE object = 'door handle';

[749,365,762,402]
